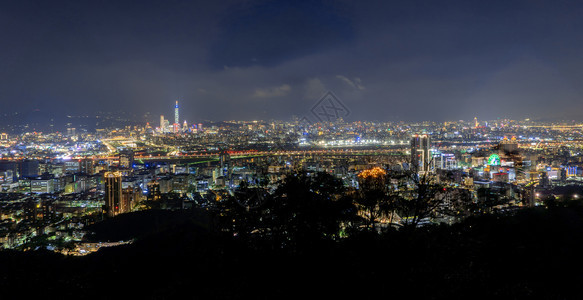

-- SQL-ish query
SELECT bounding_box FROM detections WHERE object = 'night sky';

[2,0,583,123]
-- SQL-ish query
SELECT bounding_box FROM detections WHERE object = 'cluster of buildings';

[157,101,203,134]
[0,108,582,252]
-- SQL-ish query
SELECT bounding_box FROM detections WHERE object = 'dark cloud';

[210,0,353,68]
[1,0,583,126]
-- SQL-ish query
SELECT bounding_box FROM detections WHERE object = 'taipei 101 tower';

[174,100,180,132]
[175,101,179,124]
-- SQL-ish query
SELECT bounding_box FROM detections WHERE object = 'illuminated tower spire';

[174,101,179,125]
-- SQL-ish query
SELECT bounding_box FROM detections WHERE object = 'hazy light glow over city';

[2,0,583,123]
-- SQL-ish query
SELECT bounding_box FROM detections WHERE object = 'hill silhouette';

[2,205,583,299]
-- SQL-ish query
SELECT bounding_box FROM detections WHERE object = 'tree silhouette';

[263,171,357,249]
[211,170,358,250]
[354,167,394,231]
[213,182,271,241]
[388,165,463,229]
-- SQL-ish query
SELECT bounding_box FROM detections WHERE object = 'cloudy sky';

[2,0,583,123]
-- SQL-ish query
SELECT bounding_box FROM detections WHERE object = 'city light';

[1,2,583,297]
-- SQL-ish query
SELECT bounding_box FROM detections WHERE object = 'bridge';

[135,148,408,160]
[64,148,410,164]
[523,124,583,131]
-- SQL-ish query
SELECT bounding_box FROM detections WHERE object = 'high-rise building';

[31,177,55,194]
[498,136,521,168]
[63,160,81,174]
[147,181,161,201]
[0,170,14,184]
[0,161,18,182]
[163,119,170,132]
[67,127,76,136]
[80,158,95,175]
[499,136,519,154]
[20,160,40,178]
[121,187,141,214]
[174,101,179,125]
[104,171,122,217]
[118,150,134,169]
[411,134,431,174]
[174,100,180,133]
[160,115,165,131]
[219,150,231,176]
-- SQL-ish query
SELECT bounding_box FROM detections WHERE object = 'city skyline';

[3,97,583,135]
[2,0,583,122]
[2,2,583,298]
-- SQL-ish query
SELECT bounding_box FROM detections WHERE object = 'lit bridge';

[89,148,409,162]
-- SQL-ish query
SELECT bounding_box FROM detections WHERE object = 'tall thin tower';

[174,101,179,125]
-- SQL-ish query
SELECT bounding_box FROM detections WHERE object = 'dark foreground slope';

[2,205,583,299]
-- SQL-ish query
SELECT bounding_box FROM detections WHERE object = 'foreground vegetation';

[1,201,583,299]
[3,171,583,299]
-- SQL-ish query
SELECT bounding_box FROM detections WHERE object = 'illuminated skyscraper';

[499,136,519,154]
[174,101,179,125]
[411,134,431,174]
[173,101,181,133]
[163,119,170,132]
[121,187,140,214]
[104,171,122,217]
[160,115,165,132]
